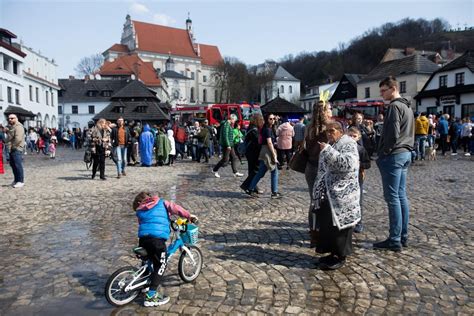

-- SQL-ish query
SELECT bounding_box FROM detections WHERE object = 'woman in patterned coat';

[312,121,360,270]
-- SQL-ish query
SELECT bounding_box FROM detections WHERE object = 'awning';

[4,106,36,118]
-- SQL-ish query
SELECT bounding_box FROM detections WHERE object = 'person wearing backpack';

[240,113,263,193]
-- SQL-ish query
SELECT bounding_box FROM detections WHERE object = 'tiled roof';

[99,54,161,87]
[111,80,158,99]
[199,44,223,66]
[58,79,129,103]
[133,20,196,58]
[105,43,130,53]
[160,70,190,80]
[437,50,474,73]
[93,100,169,122]
[344,73,365,86]
[359,54,440,83]
[273,66,299,81]
[261,96,307,115]
[131,20,223,66]
[415,84,474,99]
[0,40,26,58]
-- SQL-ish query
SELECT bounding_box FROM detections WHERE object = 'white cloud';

[153,13,176,26]
[129,3,150,15]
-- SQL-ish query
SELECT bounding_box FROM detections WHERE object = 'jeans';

[451,137,458,153]
[9,149,24,183]
[248,160,279,193]
[213,147,237,173]
[376,151,411,243]
[28,140,37,153]
[427,134,435,147]
[414,135,427,160]
[115,146,127,174]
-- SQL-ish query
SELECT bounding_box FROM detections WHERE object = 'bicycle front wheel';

[105,266,141,307]
[178,246,203,283]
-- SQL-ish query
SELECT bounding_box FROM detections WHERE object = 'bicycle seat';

[133,247,148,257]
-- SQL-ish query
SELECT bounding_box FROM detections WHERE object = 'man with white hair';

[212,113,243,178]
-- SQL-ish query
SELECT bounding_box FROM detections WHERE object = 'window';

[455,73,465,86]
[365,87,370,98]
[72,105,78,114]
[280,85,284,94]
[190,87,195,102]
[212,108,222,121]
[88,105,95,114]
[439,75,448,88]
[7,87,12,103]
[215,90,218,102]
[51,92,54,106]
[58,105,63,115]
[3,56,9,72]
[15,89,20,104]
[191,72,195,80]
[29,85,33,101]
[203,89,207,103]
[36,87,39,102]
[13,61,18,74]
[87,90,98,97]
[135,106,147,113]
[426,106,437,115]
[102,90,111,97]
[46,91,49,105]
[203,75,207,83]
[461,103,474,118]
[289,86,293,94]
[113,106,124,113]
[400,81,406,93]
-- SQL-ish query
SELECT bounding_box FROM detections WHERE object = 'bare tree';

[75,53,104,77]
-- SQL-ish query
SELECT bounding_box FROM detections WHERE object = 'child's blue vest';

[136,199,170,240]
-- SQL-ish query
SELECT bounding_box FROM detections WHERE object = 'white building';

[299,82,339,112]
[58,77,129,130]
[0,28,59,128]
[357,54,440,105]
[0,28,27,126]
[258,63,301,105]
[415,50,474,119]
[101,14,222,107]
[21,44,60,128]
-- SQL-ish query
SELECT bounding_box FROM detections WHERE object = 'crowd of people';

[1,76,473,275]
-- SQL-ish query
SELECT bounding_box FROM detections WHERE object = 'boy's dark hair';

[133,191,152,210]
[379,76,398,88]
[347,126,361,136]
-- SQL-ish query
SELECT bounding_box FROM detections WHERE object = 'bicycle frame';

[123,228,198,292]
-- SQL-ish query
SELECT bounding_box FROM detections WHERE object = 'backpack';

[175,127,186,143]
[84,150,92,163]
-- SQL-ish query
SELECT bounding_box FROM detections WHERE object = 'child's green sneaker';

[144,292,170,307]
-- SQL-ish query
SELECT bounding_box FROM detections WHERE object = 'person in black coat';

[348,127,371,233]
[240,114,263,193]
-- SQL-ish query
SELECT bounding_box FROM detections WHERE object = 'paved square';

[0,149,472,315]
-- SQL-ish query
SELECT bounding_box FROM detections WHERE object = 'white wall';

[425,67,474,90]
[59,101,110,130]
[0,47,25,126]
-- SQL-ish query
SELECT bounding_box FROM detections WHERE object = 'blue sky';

[1,0,473,78]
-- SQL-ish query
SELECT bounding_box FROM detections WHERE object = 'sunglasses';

[268,117,275,121]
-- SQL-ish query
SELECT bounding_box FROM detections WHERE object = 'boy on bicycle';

[133,191,198,307]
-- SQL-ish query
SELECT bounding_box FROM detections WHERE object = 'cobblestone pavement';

[0,148,473,315]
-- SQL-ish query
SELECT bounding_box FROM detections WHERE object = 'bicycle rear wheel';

[105,266,141,307]
[178,246,203,283]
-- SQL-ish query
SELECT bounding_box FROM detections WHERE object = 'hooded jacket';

[415,115,429,135]
[378,98,414,155]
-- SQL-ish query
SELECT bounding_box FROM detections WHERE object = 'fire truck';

[333,100,386,122]
[171,103,262,128]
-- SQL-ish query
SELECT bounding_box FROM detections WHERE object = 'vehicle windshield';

[242,107,262,120]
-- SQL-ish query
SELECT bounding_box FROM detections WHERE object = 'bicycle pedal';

[142,287,150,293]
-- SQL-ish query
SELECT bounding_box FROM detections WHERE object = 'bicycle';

[104,218,203,307]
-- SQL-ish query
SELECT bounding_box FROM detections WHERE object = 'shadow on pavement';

[203,227,307,246]
[57,176,91,181]
[72,271,110,299]
[190,190,244,199]
[216,244,316,269]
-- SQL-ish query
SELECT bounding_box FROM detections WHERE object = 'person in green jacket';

[212,114,243,178]
[233,121,244,164]
[155,125,171,166]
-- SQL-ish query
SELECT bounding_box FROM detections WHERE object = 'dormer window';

[135,106,147,113]
[114,106,125,113]
[102,90,112,97]
[87,90,98,97]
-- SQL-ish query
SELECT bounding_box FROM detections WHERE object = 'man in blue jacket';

[374,76,414,252]
[437,114,449,155]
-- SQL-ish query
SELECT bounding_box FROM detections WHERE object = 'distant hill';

[278,18,474,89]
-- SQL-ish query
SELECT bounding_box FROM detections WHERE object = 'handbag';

[289,149,308,173]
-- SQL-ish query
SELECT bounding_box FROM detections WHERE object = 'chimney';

[405,47,415,56]
[84,75,90,82]
[69,75,75,80]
